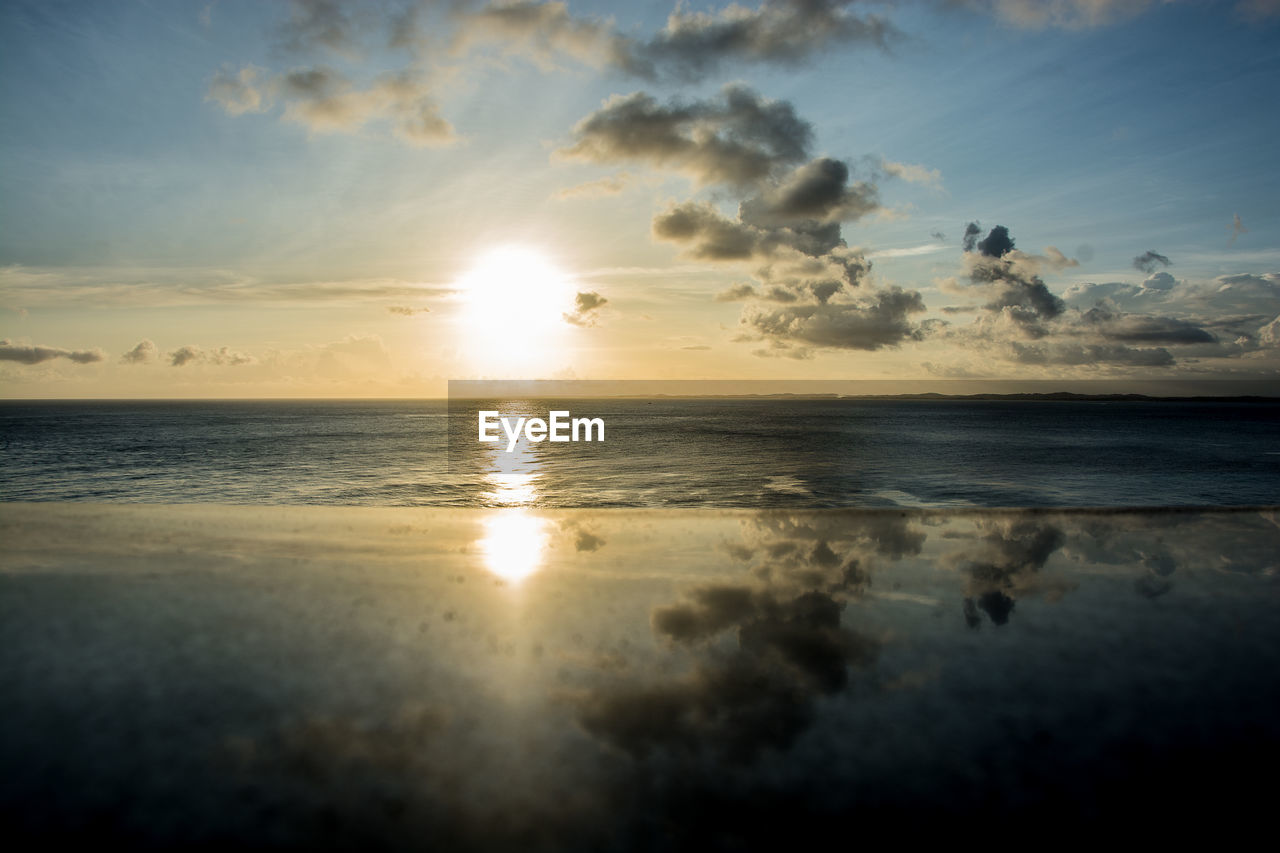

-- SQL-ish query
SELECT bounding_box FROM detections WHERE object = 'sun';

[457,245,575,374]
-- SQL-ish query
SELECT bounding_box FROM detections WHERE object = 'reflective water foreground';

[2,504,1278,848]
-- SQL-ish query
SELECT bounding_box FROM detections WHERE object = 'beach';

[4,502,1278,847]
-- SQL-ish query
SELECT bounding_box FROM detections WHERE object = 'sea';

[1,398,1278,507]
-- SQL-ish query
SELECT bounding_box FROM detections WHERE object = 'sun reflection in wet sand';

[479,510,549,583]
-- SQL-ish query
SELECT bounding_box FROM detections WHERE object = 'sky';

[1,0,1278,397]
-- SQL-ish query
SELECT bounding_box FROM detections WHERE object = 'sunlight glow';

[457,246,575,374]
[478,510,549,584]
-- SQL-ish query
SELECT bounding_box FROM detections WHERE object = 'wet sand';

[3,503,1279,848]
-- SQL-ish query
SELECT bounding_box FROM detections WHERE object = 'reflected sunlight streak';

[478,510,549,584]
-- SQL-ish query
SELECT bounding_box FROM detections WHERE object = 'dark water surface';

[2,504,1278,847]
[2,399,1277,506]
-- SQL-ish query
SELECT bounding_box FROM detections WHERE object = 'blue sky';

[2,1,1277,395]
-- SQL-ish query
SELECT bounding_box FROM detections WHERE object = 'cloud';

[169,345,255,367]
[559,86,812,189]
[275,0,365,57]
[206,65,270,115]
[563,290,608,326]
[388,305,431,316]
[739,157,880,225]
[612,0,900,81]
[451,1,622,70]
[120,340,158,364]
[210,64,456,147]
[552,173,630,201]
[961,229,1066,335]
[1080,308,1216,344]
[279,67,456,145]
[1132,250,1171,273]
[981,0,1160,30]
[961,221,982,253]
[881,159,943,189]
[716,283,759,302]
[573,86,924,358]
[0,340,104,365]
[976,224,1015,258]
[1008,341,1175,366]
[739,287,927,354]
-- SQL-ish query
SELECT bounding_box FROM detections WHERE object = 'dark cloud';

[738,157,879,225]
[740,287,927,354]
[120,340,158,364]
[558,86,812,189]
[1132,250,1171,273]
[0,340,104,365]
[931,230,947,242]
[653,201,850,263]
[1081,309,1216,345]
[959,226,1066,334]
[1008,341,1175,366]
[564,291,608,326]
[976,225,1015,259]
[961,221,982,253]
[613,0,900,82]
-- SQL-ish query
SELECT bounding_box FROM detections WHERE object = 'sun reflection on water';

[478,510,549,583]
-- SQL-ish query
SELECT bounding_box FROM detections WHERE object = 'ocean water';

[1,398,1277,506]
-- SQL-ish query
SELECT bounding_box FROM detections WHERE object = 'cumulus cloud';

[934,223,1279,371]
[1132,250,1171,273]
[612,0,900,81]
[739,157,880,224]
[169,345,255,367]
[120,340,158,364]
[0,340,104,365]
[558,86,812,189]
[740,287,927,355]
[567,86,925,357]
[563,290,608,326]
[959,226,1066,335]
